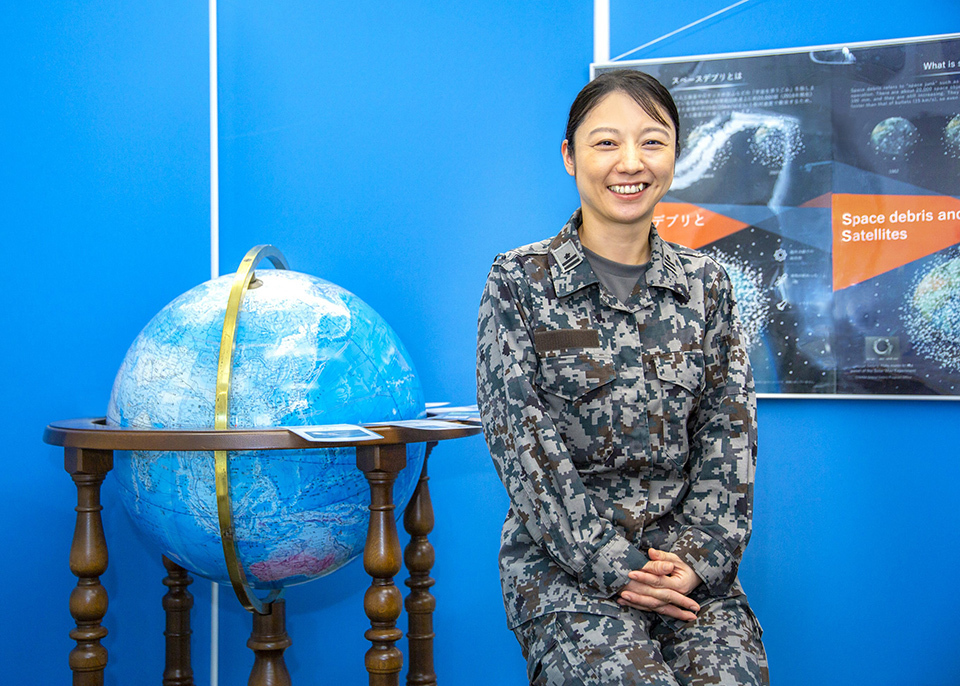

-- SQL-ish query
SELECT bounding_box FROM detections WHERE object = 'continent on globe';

[107,268,426,590]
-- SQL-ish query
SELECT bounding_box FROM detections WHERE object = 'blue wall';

[4,1,959,684]
[3,2,213,683]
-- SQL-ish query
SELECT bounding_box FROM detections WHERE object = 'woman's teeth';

[609,183,648,194]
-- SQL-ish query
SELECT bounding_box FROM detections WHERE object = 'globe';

[106,267,426,590]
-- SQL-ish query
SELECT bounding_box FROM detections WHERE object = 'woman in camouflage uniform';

[476,70,769,685]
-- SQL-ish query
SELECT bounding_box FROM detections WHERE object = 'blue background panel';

[2,1,212,684]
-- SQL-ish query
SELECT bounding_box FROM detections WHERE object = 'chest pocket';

[535,348,617,465]
[536,349,616,400]
[651,350,704,470]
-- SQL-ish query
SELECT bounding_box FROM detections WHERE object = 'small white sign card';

[365,419,471,430]
[289,424,383,442]
[427,404,480,422]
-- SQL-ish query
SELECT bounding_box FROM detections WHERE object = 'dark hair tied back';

[565,70,681,159]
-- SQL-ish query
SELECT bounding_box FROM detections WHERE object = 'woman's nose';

[617,146,644,173]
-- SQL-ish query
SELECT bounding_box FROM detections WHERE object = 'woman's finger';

[652,603,698,622]
[621,587,699,613]
[648,548,684,564]
[630,570,666,587]
[620,591,662,609]
[628,570,688,593]
[639,560,675,576]
[617,594,697,622]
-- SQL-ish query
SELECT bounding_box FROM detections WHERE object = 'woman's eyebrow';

[587,124,671,137]
[587,126,621,136]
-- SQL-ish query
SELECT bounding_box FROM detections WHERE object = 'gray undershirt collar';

[580,245,648,303]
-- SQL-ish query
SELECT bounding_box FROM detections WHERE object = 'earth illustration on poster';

[106,267,425,589]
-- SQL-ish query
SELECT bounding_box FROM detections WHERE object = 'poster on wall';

[594,34,960,398]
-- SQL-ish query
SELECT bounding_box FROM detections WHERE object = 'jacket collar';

[547,211,598,298]
[548,209,690,302]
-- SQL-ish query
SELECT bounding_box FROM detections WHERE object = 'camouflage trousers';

[513,596,768,685]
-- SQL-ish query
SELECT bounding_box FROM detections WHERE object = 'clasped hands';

[617,548,702,622]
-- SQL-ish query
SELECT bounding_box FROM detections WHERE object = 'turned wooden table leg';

[357,444,407,686]
[65,447,113,686]
[247,599,292,686]
[162,556,195,686]
[403,443,437,686]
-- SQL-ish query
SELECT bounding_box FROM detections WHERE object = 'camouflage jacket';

[476,210,757,629]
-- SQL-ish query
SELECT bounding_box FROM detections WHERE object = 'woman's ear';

[561,139,576,177]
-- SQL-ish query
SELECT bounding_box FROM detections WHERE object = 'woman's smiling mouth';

[608,183,649,195]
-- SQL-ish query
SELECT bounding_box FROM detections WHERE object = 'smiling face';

[562,90,676,239]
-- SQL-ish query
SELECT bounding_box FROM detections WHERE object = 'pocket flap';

[536,350,616,401]
[653,351,704,394]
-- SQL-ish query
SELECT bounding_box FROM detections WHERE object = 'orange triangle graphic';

[832,193,960,291]
[655,202,749,249]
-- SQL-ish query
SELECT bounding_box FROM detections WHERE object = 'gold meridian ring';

[214,244,289,615]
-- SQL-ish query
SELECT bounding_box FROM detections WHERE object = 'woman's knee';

[657,596,769,686]
[515,612,680,686]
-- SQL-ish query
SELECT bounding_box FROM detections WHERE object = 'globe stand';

[247,599,293,685]
[402,445,437,686]
[44,419,482,686]
[162,556,194,686]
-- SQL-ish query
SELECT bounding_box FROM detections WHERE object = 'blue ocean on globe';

[106,269,425,590]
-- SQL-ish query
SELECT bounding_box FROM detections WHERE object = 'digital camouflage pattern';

[476,209,764,681]
[515,597,767,686]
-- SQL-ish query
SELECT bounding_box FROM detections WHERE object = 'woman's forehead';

[578,91,675,135]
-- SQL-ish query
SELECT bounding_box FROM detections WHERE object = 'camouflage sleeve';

[670,264,758,596]
[477,257,647,600]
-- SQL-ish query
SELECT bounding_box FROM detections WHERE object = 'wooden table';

[43,418,482,686]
